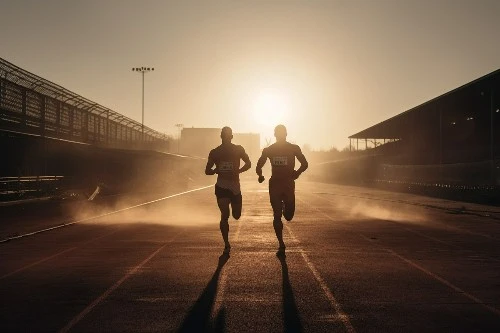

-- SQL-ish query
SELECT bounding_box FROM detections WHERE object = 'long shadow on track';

[278,254,304,333]
[177,252,229,333]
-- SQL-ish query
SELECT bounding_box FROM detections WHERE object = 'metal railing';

[0,57,168,149]
[0,176,66,200]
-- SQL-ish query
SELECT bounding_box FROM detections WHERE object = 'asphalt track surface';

[1,181,500,332]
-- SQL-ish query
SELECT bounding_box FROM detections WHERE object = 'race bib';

[219,161,234,172]
[272,156,288,166]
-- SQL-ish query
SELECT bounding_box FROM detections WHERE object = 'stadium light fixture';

[132,66,154,141]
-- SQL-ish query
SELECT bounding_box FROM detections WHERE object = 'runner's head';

[274,124,287,142]
[221,126,233,143]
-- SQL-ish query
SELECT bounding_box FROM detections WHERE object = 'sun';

[252,90,289,128]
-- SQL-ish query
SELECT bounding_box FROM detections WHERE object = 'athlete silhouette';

[256,124,308,255]
[205,126,251,253]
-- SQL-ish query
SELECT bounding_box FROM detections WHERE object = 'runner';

[205,126,251,253]
[256,124,308,255]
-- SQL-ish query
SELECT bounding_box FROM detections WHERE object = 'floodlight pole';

[132,66,154,142]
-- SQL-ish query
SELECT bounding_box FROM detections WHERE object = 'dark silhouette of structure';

[0,58,208,201]
[349,68,500,168]
[313,68,500,204]
[0,57,168,150]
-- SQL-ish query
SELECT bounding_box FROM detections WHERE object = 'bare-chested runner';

[205,126,251,253]
[256,124,308,256]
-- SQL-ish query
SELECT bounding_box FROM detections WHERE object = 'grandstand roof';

[349,68,500,139]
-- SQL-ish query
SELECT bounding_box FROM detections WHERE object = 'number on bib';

[272,156,288,166]
[220,161,234,172]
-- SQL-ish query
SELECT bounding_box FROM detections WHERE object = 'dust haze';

[344,198,429,224]
[69,187,218,227]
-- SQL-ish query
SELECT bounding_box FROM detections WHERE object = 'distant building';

[180,127,261,160]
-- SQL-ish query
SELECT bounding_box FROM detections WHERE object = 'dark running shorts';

[215,185,242,205]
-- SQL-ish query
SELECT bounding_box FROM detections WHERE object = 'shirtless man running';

[205,126,251,253]
[256,124,308,255]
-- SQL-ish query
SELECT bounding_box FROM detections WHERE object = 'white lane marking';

[360,234,500,317]
[302,194,500,318]
[0,229,120,280]
[401,227,455,246]
[1,247,77,280]
[285,224,356,333]
[210,190,252,324]
[308,193,500,263]
[58,233,181,333]
[210,188,258,324]
[0,185,212,243]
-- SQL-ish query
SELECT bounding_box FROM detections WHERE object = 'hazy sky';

[2,0,500,150]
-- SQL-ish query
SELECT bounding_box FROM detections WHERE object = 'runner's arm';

[239,147,252,173]
[294,147,308,179]
[205,151,217,175]
[255,149,268,177]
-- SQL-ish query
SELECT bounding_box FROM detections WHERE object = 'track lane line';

[360,234,500,317]
[300,195,500,318]
[1,246,77,280]
[284,223,356,333]
[310,192,499,241]
[58,231,182,333]
[310,185,500,222]
[309,192,500,262]
[209,190,256,325]
[0,185,212,244]
[0,228,121,280]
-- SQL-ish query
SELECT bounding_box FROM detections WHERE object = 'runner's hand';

[293,170,300,180]
[258,175,265,183]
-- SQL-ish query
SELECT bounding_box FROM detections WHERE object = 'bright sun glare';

[252,90,289,128]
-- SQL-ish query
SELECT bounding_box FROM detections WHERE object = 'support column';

[56,100,61,134]
[491,87,495,184]
[439,106,443,165]
[106,111,110,145]
[69,107,74,139]
[83,111,89,143]
[21,88,27,128]
[40,95,46,137]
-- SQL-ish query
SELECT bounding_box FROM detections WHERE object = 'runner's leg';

[231,193,242,220]
[273,219,285,249]
[283,181,295,221]
[217,197,231,249]
[270,180,285,249]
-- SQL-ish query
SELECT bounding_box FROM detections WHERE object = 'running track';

[1,181,500,332]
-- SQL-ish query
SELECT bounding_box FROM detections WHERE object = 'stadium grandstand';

[0,57,169,150]
[317,68,500,204]
[0,58,204,202]
[349,69,500,165]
